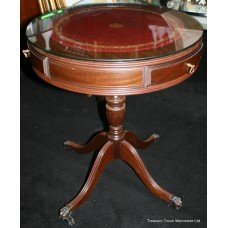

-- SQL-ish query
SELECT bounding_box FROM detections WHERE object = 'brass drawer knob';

[186,63,195,74]
[22,49,31,58]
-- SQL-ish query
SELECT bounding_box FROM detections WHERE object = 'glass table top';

[26,3,203,61]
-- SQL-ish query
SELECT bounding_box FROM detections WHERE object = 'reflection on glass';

[26,3,203,61]
[41,18,53,50]
[27,22,38,43]
[148,25,173,44]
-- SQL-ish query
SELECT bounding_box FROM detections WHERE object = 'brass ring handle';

[22,49,31,58]
[186,63,195,74]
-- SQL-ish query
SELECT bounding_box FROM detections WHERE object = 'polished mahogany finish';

[26,4,203,96]
[60,96,182,225]
[64,132,107,154]
[28,39,202,96]
[26,3,203,226]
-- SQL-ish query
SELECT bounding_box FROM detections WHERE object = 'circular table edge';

[28,39,203,96]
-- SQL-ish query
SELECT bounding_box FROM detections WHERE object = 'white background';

[0,1,227,227]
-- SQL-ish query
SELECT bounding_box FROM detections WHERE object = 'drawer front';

[141,46,203,88]
[28,42,203,95]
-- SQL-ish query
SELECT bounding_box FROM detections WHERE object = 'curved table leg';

[63,132,107,154]
[120,140,182,208]
[125,131,159,150]
[59,141,114,225]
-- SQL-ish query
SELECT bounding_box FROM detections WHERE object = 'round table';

[25,3,203,225]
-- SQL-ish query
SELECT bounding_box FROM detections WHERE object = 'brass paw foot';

[59,204,75,226]
[63,140,71,149]
[170,195,183,209]
[152,133,159,139]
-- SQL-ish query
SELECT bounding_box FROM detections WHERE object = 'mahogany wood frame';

[28,39,203,96]
[27,38,203,225]
[59,95,182,225]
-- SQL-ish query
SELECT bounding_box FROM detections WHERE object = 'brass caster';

[63,140,71,149]
[170,195,183,209]
[152,133,160,140]
[59,204,75,226]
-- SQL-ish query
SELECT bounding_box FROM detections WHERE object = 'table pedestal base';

[59,96,182,225]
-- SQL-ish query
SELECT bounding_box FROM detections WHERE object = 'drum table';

[25,3,203,226]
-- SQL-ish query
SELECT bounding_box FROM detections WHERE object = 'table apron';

[29,42,203,95]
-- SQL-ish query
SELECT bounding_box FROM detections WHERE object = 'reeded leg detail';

[60,95,183,225]
[120,140,181,206]
[125,131,159,150]
[63,132,107,154]
[62,141,114,218]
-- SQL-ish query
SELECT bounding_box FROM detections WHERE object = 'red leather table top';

[26,4,203,61]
